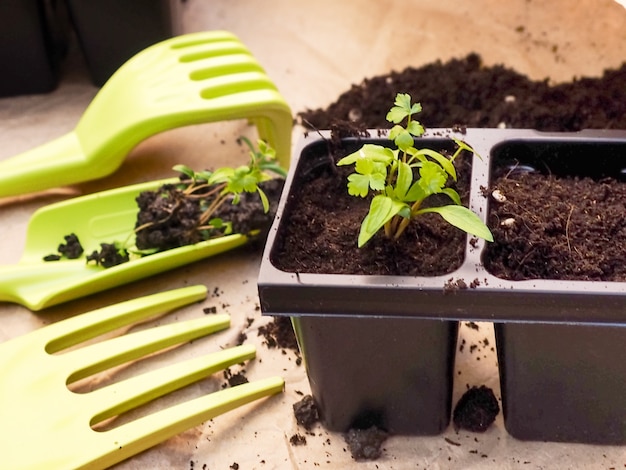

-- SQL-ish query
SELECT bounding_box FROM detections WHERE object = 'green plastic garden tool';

[0,178,254,311]
[0,30,292,198]
[0,285,285,470]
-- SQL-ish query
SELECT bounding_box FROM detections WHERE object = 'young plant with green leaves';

[84,137,285,267]
[168,136,286,237]
[337,93,493,247]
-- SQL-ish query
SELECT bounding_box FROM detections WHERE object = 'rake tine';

[65,314,231,384]
[88,344,257,426]
[44,285,207,353]
[89,377,285,470]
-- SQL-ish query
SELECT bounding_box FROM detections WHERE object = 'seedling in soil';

[337,93,493,247]
[44,138,286,267]
[134,136,286,253]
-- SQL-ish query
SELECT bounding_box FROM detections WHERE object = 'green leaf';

[173,164,195,180]
[394,92,412,110]
[358,195,408,247]
[410,102,423,115]
[208,167,235,185]
[394,161,413,200]
[440,187,462,205]
[414,148,457,181]
[388,124,405,141]
[347,174,372,197]
[386,106,409,124]
[337,144,394,166]
[404,181,427,203]
[452,138,479,160]
[257,187,270,213]
[195,170,213,182]
[406,120,424,137]
[417,205,494,242]
[418,161,447,195]
[394,129,414,152]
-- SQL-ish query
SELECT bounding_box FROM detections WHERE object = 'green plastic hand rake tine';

[0,30,292,198]
[0,286,285,470]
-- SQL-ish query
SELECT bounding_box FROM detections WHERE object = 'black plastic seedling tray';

[258,128,626,442]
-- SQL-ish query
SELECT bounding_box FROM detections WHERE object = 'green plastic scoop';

[0,179,251,311]
[0,30,292,198]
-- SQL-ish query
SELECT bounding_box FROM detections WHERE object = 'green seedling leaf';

[417,205,494,241]
[337,144,395,166]
[393,129,415,153]
[414,148,457,181]
[359,195,408,247]
[440,187,462,205]
[451,138,479,161]
[418,161,447,195]
[406,120,425,137]
[173,164,195,180]
[257,187,270,213]
[394,161,413,200]
[347,174,374,197]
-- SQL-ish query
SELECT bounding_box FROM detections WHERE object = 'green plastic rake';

[0,30,292,198]
[0,285,284,469]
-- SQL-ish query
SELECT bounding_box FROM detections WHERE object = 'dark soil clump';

[258,316,299,351]
[135,184,204,251]
[86,243,129,268]
[44,233,84,261]
[344,426,389,461]
[453,385,500,432]
[58,233,84,259]
[293,394,320,430]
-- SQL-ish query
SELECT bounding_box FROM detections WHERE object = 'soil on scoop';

[296,53,626,279]
[135,178,284,252]
[43,178,283,267]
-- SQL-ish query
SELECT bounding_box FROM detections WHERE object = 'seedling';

[45,138,286,267]
[337,93,493,247]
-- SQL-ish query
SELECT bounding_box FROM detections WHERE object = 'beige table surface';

[2,1,626,468]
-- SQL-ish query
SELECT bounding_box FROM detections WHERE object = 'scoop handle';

[0,132,88,198]
[0,261,95,310]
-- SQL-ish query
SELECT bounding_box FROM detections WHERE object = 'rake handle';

[0,132,91,198]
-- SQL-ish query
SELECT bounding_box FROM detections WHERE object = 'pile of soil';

[294,53,626,279]
[299,53,626,132]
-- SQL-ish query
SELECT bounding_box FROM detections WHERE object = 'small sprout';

[491,189,507,203]
[337,92,493,247]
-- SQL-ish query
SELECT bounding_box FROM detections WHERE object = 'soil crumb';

[453,385,500,432]
[344,426,389,461]
[293,395,320,430]
[289,433,307,446]
[258,316,299,351]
